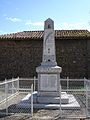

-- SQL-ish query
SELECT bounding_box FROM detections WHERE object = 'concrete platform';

[20,91,69,104]
[37,92,69,104]
[17,91,80,109]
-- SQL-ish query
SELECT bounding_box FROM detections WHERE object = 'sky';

[0,0,90,35]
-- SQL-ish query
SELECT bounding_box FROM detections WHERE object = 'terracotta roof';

[0,30,90,39]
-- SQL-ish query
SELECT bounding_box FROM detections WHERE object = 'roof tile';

[0,30,90,39]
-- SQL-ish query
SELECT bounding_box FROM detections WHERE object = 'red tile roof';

[0,30,90,39]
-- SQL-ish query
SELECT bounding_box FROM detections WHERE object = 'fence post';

[59,84,62,117]
[67,77,69,93]
[34,76,36,91]
[5,79,8,115]
[12,78,14,94]
[17,77,19,92]
[86,81,88,118]
[31,84,33,117]
[84,77,86,92]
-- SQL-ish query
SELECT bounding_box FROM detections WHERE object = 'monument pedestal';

[36,65,62,97]
[36,64,66,103]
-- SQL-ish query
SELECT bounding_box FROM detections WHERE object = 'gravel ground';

[0,110,89,120]
[0,93,90,120]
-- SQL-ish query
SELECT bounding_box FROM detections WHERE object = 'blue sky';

[0,0,90,34]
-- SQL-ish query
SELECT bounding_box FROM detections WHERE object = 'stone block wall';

[0,38,43,80]
[56,38,87,78]
[87,38,90,78]
[0,37,89,80]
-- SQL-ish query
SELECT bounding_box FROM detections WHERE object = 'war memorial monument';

[19,18,80,109]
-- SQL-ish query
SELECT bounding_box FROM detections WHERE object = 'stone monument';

[36,18,62,99]
[18,18,80,109]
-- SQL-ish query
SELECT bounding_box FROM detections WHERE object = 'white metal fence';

[19,77,90,118]
[0,78,33,116]
[85,79,90,118]
[19,77,86,93]
[0,77,90,119]
[60,77,86,92]
[60,78,87,119]
[0,78,19,115]
[19,77,37,91]
[0,78,19,104]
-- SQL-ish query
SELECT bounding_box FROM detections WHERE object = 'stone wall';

[0,38,42,80]
[87,38,90,78]
[56,38,87,78]
[0,37,89,80]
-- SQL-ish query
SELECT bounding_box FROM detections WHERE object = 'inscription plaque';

[40,74,57,91]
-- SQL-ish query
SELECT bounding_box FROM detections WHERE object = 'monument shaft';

[36,18,62,97]
[42,19,57,66]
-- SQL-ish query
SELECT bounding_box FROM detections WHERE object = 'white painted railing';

[0,77,19,104]
[0,77,19,115]
[60,77,87,93]
[0,77,34,116]
[19,77,87,93]
[0,77,90,118]
[19,76,37,91]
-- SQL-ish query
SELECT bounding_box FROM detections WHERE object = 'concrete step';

[37,92,69,104]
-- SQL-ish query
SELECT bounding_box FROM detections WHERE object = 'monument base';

[37,92,69,104]
[36,65,62,97]
[37,91,60,97]
[17,91,80,109]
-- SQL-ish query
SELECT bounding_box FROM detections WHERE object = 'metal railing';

[19,77,37,91]
[60,77,86,93]
[19,77,86,93]
[0,77,90,119]
[0,78,19,104]
[0,77,34,116]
